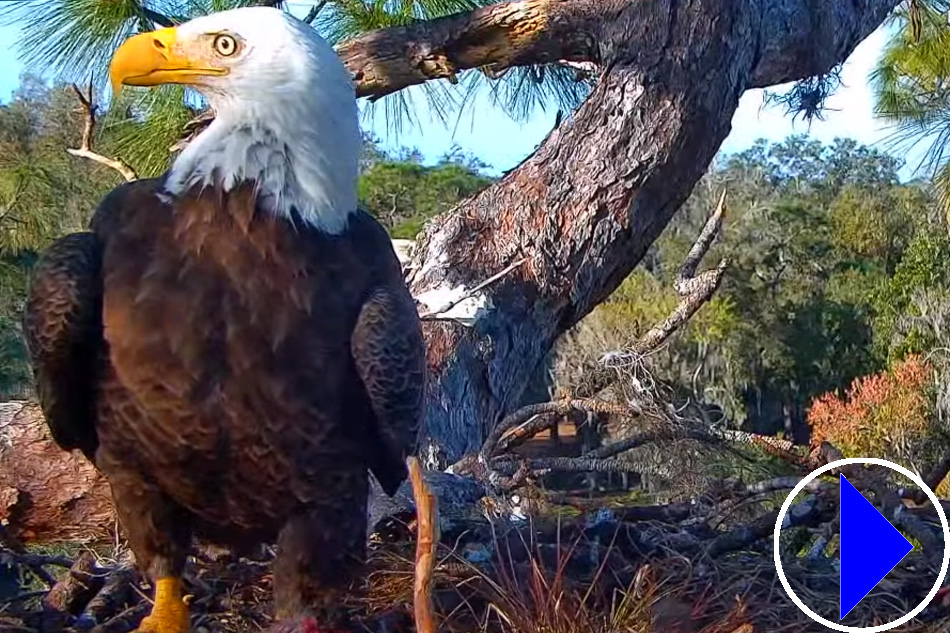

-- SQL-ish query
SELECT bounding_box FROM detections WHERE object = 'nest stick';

[407,456,439,633]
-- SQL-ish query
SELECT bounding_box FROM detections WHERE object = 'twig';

[407,457,438,633]
[66,83,137,182]
[1,590,48,605]
[419,257,527,320]
[89,602,150,633]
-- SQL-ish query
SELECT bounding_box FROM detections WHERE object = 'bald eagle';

[23,7,426,632]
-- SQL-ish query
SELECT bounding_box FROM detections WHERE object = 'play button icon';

[773,457,950,632]
[839,474,914,619]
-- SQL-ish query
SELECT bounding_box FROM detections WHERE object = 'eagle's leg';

[272,474,368,626]
[102,463,192,633]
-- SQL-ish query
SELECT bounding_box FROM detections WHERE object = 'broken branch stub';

[407,456,438,633]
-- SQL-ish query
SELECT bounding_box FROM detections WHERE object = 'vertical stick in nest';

[407,457,439,633]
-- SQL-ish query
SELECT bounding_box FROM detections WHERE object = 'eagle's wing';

[22,231,104,463]
[351,284,426,496]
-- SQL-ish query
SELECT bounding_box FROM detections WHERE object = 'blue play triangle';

[839,474,913,619]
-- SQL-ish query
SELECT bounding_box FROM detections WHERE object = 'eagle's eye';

[213,34,238,57]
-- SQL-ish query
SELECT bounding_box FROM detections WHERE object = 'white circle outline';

[773,457,950,632]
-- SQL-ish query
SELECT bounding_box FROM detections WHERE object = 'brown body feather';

[23,178,426,620]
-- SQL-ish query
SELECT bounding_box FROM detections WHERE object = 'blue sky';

[0,21,927,179]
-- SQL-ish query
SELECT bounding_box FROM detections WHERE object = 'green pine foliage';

[872,0,950,220]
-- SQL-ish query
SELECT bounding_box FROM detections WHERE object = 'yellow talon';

[136,577,190,633]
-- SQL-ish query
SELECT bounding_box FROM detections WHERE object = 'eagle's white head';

[109,7,359,233]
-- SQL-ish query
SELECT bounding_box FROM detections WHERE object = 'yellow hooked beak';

[109,27,226,96]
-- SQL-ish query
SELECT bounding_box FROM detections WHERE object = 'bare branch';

[676,190,726,294]
[706,495,830,558]
[571,192,729,401]
[0,524,59,586]
[637,191,729,354]
[901,451,950,505]
[65,84,137,182]
[40,552,103,632]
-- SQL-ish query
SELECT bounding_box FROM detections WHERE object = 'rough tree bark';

[394,0,902,464]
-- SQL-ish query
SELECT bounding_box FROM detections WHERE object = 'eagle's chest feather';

[100,187,369,435]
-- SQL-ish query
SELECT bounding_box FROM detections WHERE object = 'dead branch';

[676,190,726,295]
[303,0,328,24]
[79,558,136,630]
[407,457,438,633]
[926,451,950,491]
[169,0,603,140]
[452,388,828,492]
[480,398,628,461]
[41,551,103,631]
[140,7,175,27]
[89,603,150,633]
[65,83,137,182]
[899,450,950,505]
[636,193,728,354]
[706,495,830,558]
[573,193,729,400]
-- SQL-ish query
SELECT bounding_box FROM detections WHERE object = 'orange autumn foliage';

[808,355,943,482]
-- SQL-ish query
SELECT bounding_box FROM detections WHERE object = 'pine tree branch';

[337,0,601,100]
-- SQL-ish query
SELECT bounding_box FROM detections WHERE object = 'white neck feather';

[164,86,360,234]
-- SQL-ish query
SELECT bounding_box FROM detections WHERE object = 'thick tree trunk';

[401,0,901,464]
